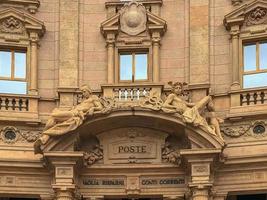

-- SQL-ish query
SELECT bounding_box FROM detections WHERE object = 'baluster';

[246,93,250,105]
[25,99,29,111]
[12,98,16,110]
[260,92,265,104]
[124,90,128,101]
[18,99,23,111]
[143,88,148,97]
[136,89,140,100]
[253,92,258,104]
[118,89,122,101]
[240,94,244,106]
[130,89,134,101]
[5,98,9,110]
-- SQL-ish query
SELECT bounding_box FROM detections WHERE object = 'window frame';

[115,47,152,84]
[119,51,149,83]
[0,46,29,94]
[242,40,267,89]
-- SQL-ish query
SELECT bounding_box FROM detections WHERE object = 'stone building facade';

[0,0,267,200]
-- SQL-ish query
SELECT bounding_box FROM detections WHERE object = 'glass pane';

[0,80,27,94]
[120,54,132,81]
[135,54,148,80]
[14,52,26,78]
[260,42,267,69]
[0,51,11,77]
[244,44,256,71]
[243,73,267,88]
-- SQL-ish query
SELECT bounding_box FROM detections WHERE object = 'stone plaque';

[82,177,126,188]
[97,127,167,164]
[140,176,186,188]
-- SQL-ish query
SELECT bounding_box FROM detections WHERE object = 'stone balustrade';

[229,87,267,118]
[102,83,164,103]
[0,94,39,122]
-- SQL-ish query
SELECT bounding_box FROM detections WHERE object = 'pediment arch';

[40,109,224,155]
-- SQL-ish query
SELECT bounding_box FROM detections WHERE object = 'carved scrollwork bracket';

[84,145,103,166]
[162,143,181,166]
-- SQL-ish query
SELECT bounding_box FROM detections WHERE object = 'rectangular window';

[243,42,267,88]
[119,52,148,82]
[0,49,27,94]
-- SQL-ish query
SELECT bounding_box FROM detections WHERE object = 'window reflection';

[244,44,256,71]
[0,51,11,77]
[119,52,148,82]
[0,50,27,94]
[260,42,267,69]
[243,42,267,88]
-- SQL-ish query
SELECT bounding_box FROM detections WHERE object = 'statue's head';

[80,85,92,98]
[168,81,187,95]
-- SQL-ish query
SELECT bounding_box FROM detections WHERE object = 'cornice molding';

[0,0,40,14]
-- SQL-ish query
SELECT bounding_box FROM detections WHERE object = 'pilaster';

[43,152,84,200]
[58,0,79,108]
[189,0,209,86]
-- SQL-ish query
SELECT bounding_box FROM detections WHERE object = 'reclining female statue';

[36,85,104,146]
[162,82,216,136]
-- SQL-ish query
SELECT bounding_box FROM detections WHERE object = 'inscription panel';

[140,176,186,188]
[109,141,157,159]
[82,177,126,188]
[97,127,168,164]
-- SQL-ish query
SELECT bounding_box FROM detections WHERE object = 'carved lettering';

[118,145,146,153]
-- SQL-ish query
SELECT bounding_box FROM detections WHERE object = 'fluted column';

[106,33,115,84]
[152,31,161,82]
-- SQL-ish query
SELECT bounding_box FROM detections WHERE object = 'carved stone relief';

[0,17,25,34]
[84,145,103,166]
[246,7,267,26]
[162,142,181,166]
[221,120,267,138]
[35,82,224,154]
[0,126,41,143]
[120,1,147,36]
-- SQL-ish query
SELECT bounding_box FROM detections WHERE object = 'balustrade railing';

[113,87,151,101]
[102,84,163,103]
[240,90,267,106]
[0,96,29,111]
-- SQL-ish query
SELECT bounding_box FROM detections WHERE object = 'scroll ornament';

[84,145,103,166]
[162,143,181,165]
[246,7,267,26]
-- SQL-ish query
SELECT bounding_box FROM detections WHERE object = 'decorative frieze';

[221,120,267,138]
[0,126,41,143]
